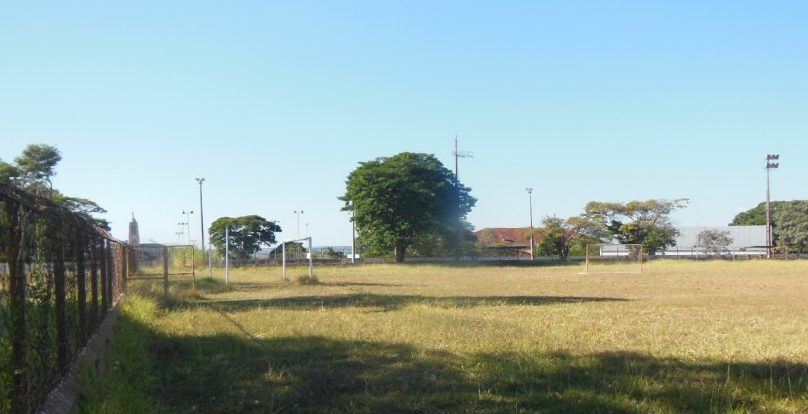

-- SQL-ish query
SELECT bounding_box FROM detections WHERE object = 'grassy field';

[79,261,808,413]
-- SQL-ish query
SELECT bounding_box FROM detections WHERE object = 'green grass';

[80,261,808,413]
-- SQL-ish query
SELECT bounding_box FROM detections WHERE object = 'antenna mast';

[453,135,473,180]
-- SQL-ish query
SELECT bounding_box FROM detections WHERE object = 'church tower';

[128,213,140,246]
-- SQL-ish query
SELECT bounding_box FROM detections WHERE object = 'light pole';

[294,210,304,239]
[765,154,779,259]
[195,178,206,267]
[526,188,535,261]
[196,178,211,276]
[182,210,194,245]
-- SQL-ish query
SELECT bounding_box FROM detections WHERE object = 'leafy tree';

[730,202,792,226]
[209,215,281,259]
[695,229,733,255]
[411,220,477,258]
[14,144,61,192]
[581,199,688,255]
[3,145,109,228]
[0,159,20,184]
[536,216,602,261]
[341,152,476,262]
[323,247,345,259]
[773,202,808,252]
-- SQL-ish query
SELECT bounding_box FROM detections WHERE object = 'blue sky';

[2,1,807,246]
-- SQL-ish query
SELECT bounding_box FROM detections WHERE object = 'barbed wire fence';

[0,182,128,413]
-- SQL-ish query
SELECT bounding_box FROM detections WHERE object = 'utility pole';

[453,135,473,181]
[765,154,779,259]
[526,188,535,261]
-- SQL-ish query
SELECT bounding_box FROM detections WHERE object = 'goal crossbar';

[281,237,314,280]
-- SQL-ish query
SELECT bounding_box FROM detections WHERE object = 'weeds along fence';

[0,183,128,414]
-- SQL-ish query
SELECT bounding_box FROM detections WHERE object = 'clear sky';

[2,1,807,246]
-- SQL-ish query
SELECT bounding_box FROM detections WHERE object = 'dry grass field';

[81,260,808,413]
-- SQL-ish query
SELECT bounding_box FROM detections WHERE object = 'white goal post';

[580,244,643,275]
[281,237,314,281]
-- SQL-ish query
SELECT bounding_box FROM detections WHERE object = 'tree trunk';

[394,244,406,263]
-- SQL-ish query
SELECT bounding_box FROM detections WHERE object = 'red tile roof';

[475,227,532,247]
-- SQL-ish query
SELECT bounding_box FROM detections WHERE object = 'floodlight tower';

[526,187,535,261]
[765,154,779,258]
[182,210,194,245]
[294,210,304,239]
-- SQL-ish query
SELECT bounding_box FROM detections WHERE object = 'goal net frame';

[281,237,314,281]
[580,243,643,275]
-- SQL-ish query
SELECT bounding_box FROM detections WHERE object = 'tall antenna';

[453,135,473,180]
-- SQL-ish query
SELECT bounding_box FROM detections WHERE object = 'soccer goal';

[281,237,314,281]
[580,244,643,275]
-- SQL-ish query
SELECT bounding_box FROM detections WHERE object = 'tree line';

[213,150,808,263]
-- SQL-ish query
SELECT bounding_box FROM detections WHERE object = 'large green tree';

[730,201,791,226]
[14,144,61,192]
[536,216,602,261]
[582,198,688,255]
[773,202,808,252]
[341,152,476,263]
[209,215,281,259]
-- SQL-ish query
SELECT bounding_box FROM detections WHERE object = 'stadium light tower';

[182,210,194,245]
[526,187,535,261]
[294,210,304,239]
[765,154,779,258]
[195,178,211,277]
[195,178,206,249]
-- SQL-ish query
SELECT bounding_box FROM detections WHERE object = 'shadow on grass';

[186,294,629,313]
[85,308,808,414]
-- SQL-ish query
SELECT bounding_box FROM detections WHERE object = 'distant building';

[128,214,140,246]
[662,225,767,256]
[474,227,532,257]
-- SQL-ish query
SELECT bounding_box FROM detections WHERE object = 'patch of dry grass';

[87,260,808,413]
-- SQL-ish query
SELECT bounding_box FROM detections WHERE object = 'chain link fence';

[1,183,128,413]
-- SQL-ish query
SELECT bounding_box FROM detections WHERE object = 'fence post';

[191,245,196,291]
[75,234,88,344]
[100,238,109,317]
[90,236,100,328]
[6,201,29,413]
[106,241,114,307]
[163,246,169,297]
[53,228,69,372]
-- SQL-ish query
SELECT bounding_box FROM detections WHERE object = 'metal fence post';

[76,234,88,344]
[163,245,169,297]
[6,201,29,413]
[106,241,114,307]
[54,236,68,372]
[100,238,109,317]
[90,237,100,329]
